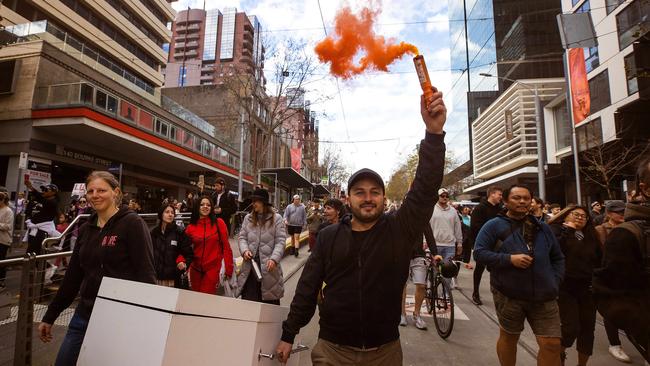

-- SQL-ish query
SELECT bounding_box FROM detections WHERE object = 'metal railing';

[0,212,192,366]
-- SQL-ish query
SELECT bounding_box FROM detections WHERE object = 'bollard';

[14,254,36,366]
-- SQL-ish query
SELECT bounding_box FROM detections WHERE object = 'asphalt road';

[280,257,648,366]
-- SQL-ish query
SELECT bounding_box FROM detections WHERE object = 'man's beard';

[351,203,383,223]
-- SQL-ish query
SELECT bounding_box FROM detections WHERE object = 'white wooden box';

[78,277,302,366]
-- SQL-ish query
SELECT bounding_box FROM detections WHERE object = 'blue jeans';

[55,311,89,366]
[436,245,456,261]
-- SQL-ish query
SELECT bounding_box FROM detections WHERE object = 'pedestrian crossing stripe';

[404,295,469,321]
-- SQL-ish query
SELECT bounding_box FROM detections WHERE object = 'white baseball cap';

[438,188,449,196]
[293,194,300,200]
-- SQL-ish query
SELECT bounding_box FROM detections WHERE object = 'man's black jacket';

[469,198,501,246]
[281,132,445,348]
[212,188,237,226]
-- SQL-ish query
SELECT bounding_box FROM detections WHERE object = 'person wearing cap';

[276,87,448,364]
[284,194,307,257]
[0,187,14,289]
[211,177,237,234]
[594,200,632,363]
[590,201,605,226]
[428,187,462,289]
[24,179,61,255]
[237,188,286,304]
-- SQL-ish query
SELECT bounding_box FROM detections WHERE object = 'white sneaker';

[450,277,457,289]
[608,345,631,363]
[399,314,407,326]
[413,314,427,330]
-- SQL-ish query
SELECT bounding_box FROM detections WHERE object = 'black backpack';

[618,219,650,277]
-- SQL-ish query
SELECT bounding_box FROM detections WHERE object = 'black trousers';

[597,295,650,362]
[473,261,486,294]
[241,270,280,306]
[27,229,47,255]
[604,317,621,346]
[558,285,596,355]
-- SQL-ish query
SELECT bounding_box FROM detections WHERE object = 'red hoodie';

[185,217,233,276]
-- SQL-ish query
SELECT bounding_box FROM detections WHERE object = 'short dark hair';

[549,203,561,210]
[503,184,532,200]
[636,157,650,189]
[324,198,344,216]
[532,196,545,206]
[487,186,503,196]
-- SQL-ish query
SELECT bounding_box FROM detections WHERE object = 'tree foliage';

[385,147,458,202]
[320,146,350,189]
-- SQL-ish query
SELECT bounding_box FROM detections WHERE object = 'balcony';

[173,49,198,59]
[32,81,245,174]
[3,20,158,100]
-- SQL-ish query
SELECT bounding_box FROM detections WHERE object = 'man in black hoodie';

[594,158,650,363]
[276,89,447,364]
[469,186,503,305]
[212,177,237,233]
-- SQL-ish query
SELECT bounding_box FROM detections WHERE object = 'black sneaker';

[472,292,483,306]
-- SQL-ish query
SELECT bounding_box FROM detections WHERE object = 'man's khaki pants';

[311,338,402,366]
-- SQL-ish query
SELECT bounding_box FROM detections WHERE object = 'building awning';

[463,166,538,194]
[260,167,313,189]
[312,184,330,197]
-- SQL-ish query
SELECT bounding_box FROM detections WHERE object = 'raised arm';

[395,91,447,246]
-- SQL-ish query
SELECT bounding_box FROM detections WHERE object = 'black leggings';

[558,285,596,355]
[605,318,621,346]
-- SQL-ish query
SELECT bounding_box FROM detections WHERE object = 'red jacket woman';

[184,196,233,294]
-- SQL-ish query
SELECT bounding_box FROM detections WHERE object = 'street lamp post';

[479,73,546,201]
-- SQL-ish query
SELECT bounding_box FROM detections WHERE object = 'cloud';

[426,13,449,34]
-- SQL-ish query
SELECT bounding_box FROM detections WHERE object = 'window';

[95,90,107,109]
[155,119,169,137]
[120,100,137,122]
[170,126,177,142]
[80,83,93,105]
[553,101,572,150]
[178,65,187,87]
[584,46,599,73]
[624,53,639,95]
[606,0,625,14]
[575,0,590,13]
[576,118,603,152]
[588,70,611,114]
[139,110,154,130]
[220,8,236,60]
[616,0,650,50]
[107,95,117,114]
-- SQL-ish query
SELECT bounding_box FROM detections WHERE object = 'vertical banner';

[568,48,590,124]
[504,110,514,140]
[290,147,302,172]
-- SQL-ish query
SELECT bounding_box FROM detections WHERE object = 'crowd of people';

[2,87,647,366]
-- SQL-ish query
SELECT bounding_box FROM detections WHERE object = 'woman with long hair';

[549,205,602,366]
[238,188,286,304]
[184,195,233,294]
[150,204,193,288]
[38,171,156,365]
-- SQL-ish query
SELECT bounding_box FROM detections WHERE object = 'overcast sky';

[171,0,462,181]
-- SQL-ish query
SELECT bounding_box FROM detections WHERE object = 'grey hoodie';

[429,203,462,246]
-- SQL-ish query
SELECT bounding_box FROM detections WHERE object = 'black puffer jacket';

[281,132,445,348]
[150,223,193,281]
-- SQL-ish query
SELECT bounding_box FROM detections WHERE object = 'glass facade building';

[220,8,236,60]
[448,0,498,159]
[203,9,220,61]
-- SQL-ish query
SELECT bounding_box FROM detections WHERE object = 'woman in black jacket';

[37,171,156,366]
[150,204,193,288]
[549,205,602,366]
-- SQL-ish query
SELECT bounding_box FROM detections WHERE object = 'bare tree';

[320,146,350,190]
[220,37,331,177]
[580,137,650,199]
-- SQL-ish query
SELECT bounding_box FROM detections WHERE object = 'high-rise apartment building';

[164,7,265,88]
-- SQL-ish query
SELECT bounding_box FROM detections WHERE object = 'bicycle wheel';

[433,276,454,339]
[424,267,435,314]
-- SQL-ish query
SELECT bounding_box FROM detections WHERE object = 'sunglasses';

[79,200,87,203]
[439,195,449,198]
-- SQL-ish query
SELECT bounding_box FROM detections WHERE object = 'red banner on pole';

[568,48,590,124]
[290,147,302,172]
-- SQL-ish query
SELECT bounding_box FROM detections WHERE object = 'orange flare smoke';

[315,6,418,79]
